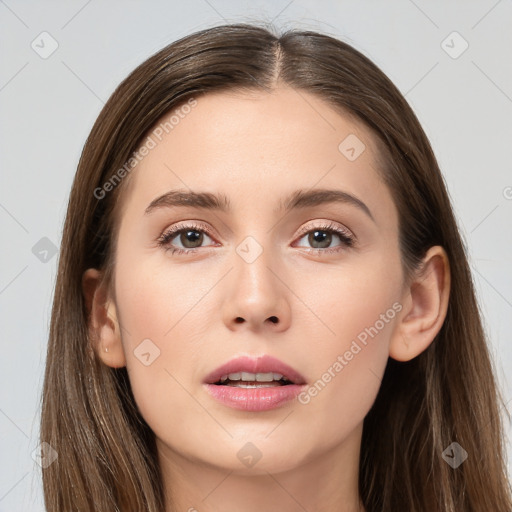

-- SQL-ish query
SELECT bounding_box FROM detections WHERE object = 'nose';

[221,244,291,333]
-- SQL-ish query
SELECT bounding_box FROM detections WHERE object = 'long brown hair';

[40,22,512,511]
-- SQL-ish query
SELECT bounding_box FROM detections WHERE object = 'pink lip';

[202,355,307,412]
[203,383,307,411]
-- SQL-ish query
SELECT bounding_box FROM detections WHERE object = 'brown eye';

[177,229,204,249]
[307,229,333,249]
[295,223,355,252]
[157,223,216,255]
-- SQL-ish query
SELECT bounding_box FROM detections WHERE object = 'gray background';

[1,0,511,509]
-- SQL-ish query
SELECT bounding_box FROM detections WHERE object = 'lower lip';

[203,383,306,411]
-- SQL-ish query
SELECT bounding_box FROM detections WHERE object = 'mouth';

[203,355,307,411]
[212,372,294,387]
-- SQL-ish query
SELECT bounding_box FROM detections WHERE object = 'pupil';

[181,230,202,248]
[309,230,331,249]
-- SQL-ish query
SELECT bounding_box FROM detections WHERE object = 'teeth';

[219,372,286,383]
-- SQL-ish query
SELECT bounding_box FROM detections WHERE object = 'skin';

[83,86,450,512]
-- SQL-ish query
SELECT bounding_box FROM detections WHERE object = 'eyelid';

[295,219,355,241]
[161,220,215,236]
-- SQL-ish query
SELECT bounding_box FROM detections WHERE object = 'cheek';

[293,253,401,438]
[113,257,212,434]
[114,237,221,349]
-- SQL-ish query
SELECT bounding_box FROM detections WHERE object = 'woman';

[39,22,512,511]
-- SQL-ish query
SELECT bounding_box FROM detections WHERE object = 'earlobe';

[389,246,451,362]
[82,268,126,368]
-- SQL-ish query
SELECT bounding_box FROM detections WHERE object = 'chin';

[196,437,311,475]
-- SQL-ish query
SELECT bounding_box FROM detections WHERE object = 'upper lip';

[203,355,306,385]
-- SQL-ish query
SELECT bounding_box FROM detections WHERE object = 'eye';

[293,221,355,254]
[156,222,216,255]
[157,220,355,256]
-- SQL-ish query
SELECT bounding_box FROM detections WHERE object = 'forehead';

[119,86,397,228]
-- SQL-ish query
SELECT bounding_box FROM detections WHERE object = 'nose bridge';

[221,231,291,331]
[230,204,276,275]
[233,233,278,301]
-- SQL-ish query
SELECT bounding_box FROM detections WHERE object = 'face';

[108,86,404,475]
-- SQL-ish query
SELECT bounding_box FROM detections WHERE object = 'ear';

[389,246,451,362]
[82,268,126,368]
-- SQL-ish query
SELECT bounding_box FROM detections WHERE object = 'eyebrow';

[144,188,375,222]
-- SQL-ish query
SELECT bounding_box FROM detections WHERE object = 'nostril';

[235,317,244,323]
[269,316,278,323]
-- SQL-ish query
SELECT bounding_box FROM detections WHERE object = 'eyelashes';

[156,221,355,256]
